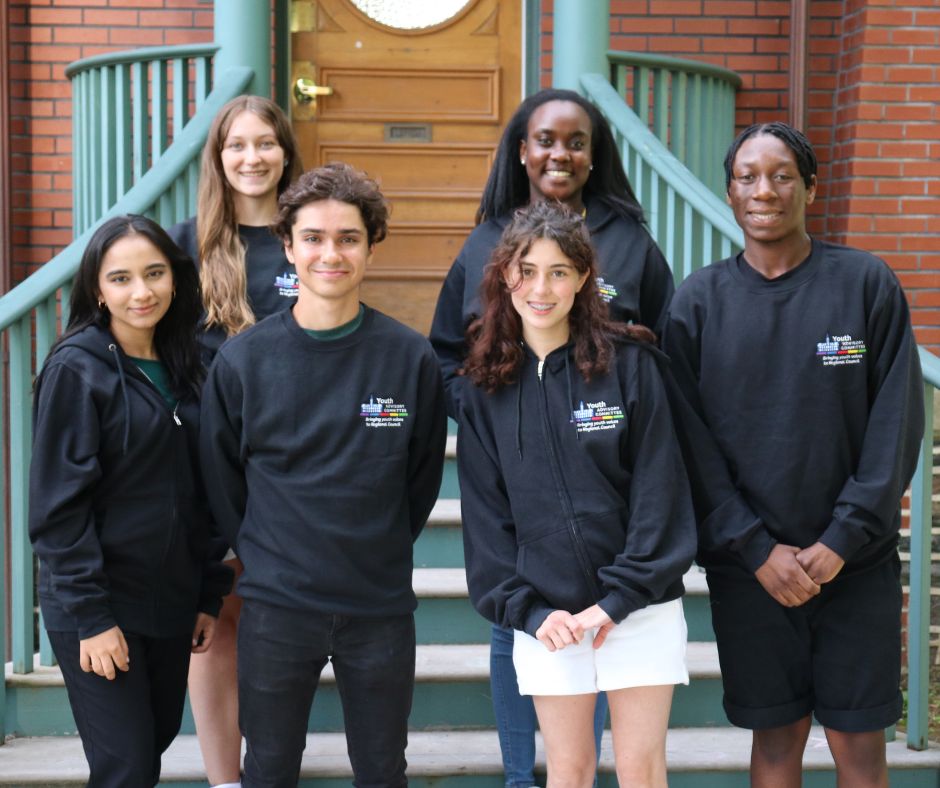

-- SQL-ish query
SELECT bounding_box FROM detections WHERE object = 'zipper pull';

[172,403,182,426]
[537,359,545,380]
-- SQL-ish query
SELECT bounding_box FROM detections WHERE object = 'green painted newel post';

[552,0,610,94]
[214,0,271,98]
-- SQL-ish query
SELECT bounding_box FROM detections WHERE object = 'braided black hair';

[724,121,817,189]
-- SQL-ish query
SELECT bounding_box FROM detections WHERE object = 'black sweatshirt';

[169,217,297,361]
[29,325,231,639]
[662,240,924,576]
[430,198,675,417]
[458,340,696,636]
[200,306,447,616]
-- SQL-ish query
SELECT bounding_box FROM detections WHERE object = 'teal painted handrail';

[908,346,939,750]
[67,44,219,235]
[581,73,743,280]
[608,50,741,197]
[0,67,253,712]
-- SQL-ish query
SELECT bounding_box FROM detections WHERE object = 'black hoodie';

[457,339,696,637]
[430,198,675,417]
[29,324,231,640]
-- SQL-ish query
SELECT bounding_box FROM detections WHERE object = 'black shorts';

[706,555,902,732]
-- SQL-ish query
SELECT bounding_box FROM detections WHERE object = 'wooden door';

[290,0,522,334]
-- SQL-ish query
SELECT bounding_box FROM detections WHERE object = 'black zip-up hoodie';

[29,324,231,640]
[458,339,696,636]
[430,198,675,417]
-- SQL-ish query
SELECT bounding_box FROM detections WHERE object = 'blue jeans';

[238,600,416,788]
[491,624,608,788]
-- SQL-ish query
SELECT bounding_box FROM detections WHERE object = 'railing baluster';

[115,64,133,198]
[907,382,934,750]
[665,184,677,278]
[90,68,104,230]
[9,315,34,673]
[132,61,149,183]
[652,68,669,147]
[81,71,94,235]
[101,65,117,215]
[173,58,189,137]
[674,71,687,162]
[682,200,694,278]
[60,283,72,332]
[635,66,650,124]
[72,71,84,234]
[688,73,703,190]
[151,59,169,163]
[34,294,60,668]
[195,56,211,109]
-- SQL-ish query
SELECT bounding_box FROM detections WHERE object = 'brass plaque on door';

[384,123,433,143]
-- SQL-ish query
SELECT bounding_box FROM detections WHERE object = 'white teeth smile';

[528,302,554,313]
[546,170,572,177]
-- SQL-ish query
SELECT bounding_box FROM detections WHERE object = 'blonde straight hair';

[197,95,303,336]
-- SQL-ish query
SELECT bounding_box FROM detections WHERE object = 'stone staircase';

[3,434,940,786]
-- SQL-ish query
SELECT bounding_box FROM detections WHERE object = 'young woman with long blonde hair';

[169,94,303,788]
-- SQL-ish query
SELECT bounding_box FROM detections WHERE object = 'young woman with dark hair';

[29,215,231,788]
[459,201,695,787]
[168,95,303,788]
[430,88,676,787]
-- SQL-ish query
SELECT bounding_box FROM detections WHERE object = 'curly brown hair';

[271,162,389,247]
[462,201,654,392]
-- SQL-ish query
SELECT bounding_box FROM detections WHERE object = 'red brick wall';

[820,2,940,346]
[539,0,940,348]
[9,1,940,348]
[8,1,213,285]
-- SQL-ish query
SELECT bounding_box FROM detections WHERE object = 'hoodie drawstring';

[108,343,131,455]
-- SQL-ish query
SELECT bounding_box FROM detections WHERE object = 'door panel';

[291,0,521,334]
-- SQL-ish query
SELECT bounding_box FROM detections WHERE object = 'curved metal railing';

[0,62,254,688]
[609,50,741,198]
[66,43,219,234]
[582,72,743,281]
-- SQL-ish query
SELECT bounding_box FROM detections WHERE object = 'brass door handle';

[294,78,334,104]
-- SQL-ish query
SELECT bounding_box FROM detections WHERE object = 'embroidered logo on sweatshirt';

[275,272,299,297]
[360,395,409,428]
[570,400,624,434]
[816,334,867,367]
[596,277,618,303]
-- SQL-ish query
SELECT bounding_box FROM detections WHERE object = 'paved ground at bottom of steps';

[2,728,939,782]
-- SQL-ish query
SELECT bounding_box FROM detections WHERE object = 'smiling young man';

[663,122,924,787]
[199,163,447,788]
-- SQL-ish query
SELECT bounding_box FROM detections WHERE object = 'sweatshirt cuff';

[597,591,641,625]
[521,604,555,638]
[737,526,778,574]
[76,608,118,640]
[818,519,869,562]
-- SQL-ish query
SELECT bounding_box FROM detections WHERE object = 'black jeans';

[49,629,191,788]
[238,600,416,788]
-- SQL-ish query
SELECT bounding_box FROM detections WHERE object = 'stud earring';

[521,158,526,166]
[589,165,594,171]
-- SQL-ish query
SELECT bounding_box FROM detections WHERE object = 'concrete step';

[5,641,726,737]
[2,728,938,787]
